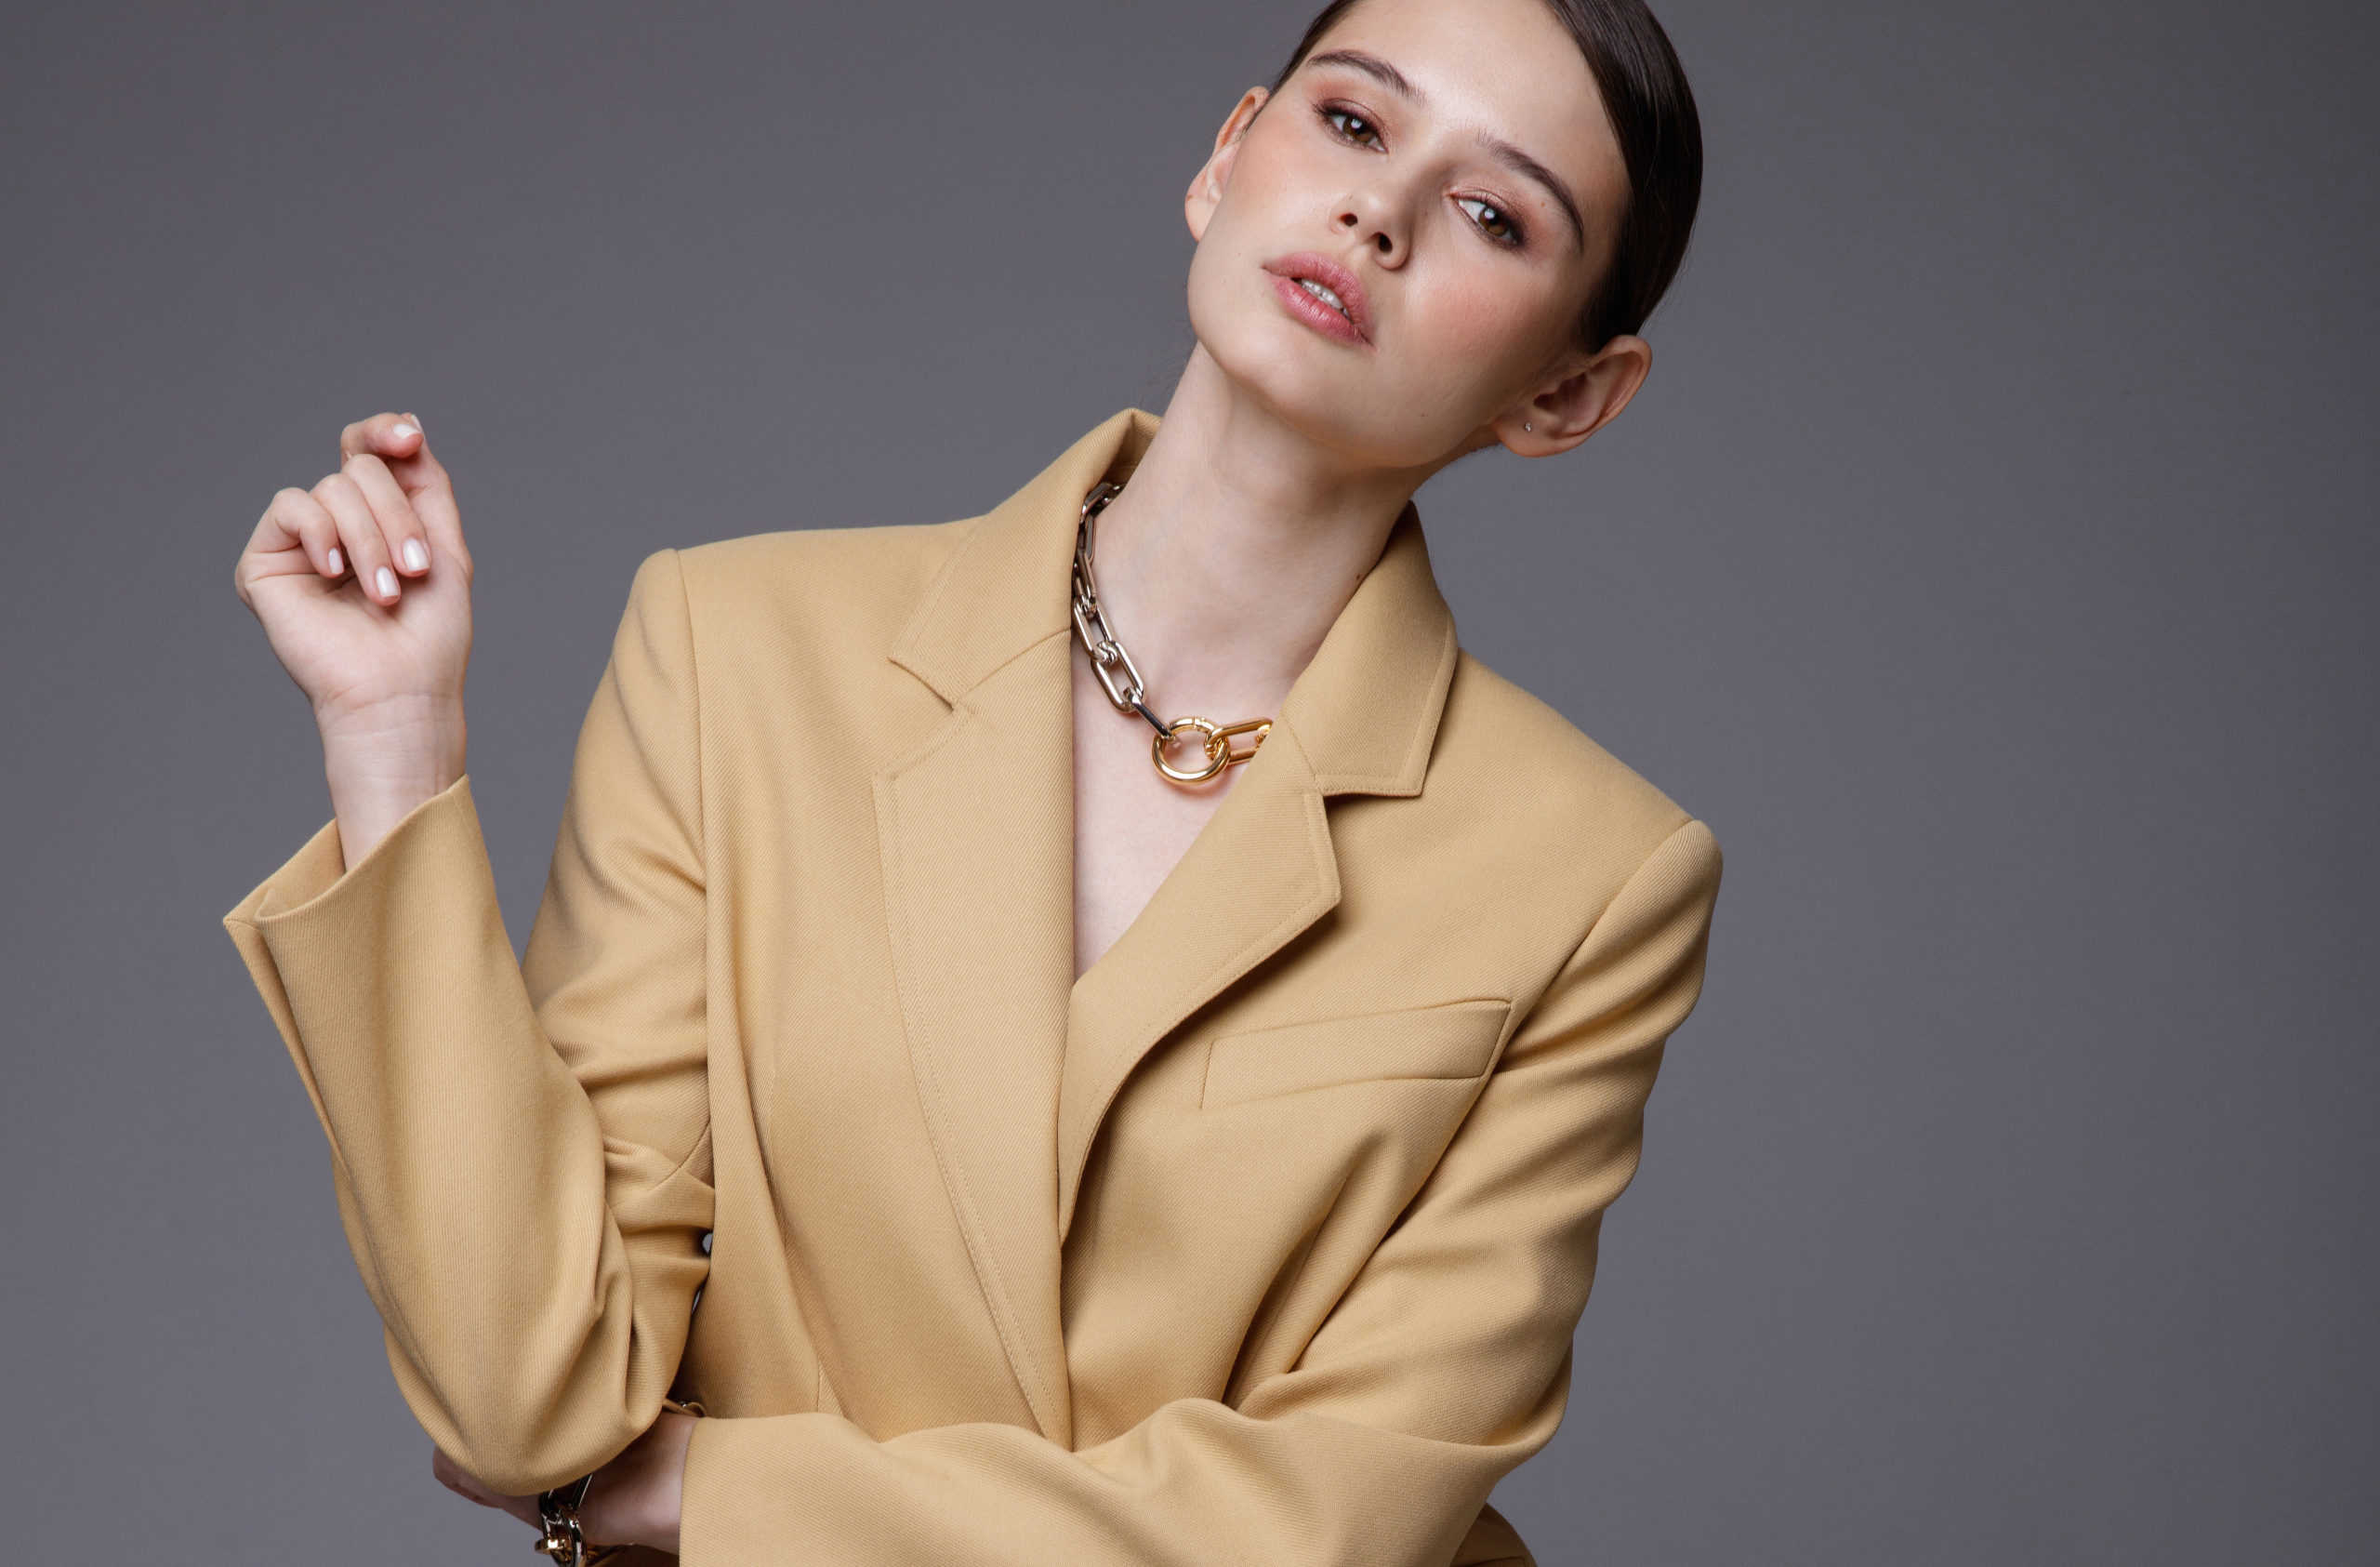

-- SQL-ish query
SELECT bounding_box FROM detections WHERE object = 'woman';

[221,0,1718,1561]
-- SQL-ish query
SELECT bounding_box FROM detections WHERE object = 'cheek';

[1405,269,1551,382]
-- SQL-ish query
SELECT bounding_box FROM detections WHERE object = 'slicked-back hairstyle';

[1260,0,1704,356]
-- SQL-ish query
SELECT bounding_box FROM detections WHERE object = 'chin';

[1191,298,1356,432]
[1232,349,1373,445]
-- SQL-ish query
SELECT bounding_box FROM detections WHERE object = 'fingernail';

[328,546,343,574]
[403,538,429,571]
[391,421,419,441]
[377,566,399,598]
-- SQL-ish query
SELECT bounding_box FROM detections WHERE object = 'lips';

[1263,252,1372,342]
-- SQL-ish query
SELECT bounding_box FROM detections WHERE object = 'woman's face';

[1184,0,1637,469]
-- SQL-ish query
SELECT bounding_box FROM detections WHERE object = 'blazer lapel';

[873,406,1460,1447]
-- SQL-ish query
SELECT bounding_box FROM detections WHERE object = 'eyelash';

[1315,102,1528,250]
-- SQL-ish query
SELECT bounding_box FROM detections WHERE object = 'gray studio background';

[4,0,2369,1560]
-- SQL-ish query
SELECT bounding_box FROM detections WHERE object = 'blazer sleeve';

[218,547,714,1498]
[674,815,1726,1567]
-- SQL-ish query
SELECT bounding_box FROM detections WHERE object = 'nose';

[1333,189,1404,265]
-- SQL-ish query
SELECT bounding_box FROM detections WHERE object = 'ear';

[1186,86,1271,242]
[1489,334,1654,457]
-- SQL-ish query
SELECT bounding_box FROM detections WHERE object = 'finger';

[341,410,465,564]
[384,411,468,569]
[312,469,403,605]
[339,410,423,466]
[250,486,350,582]
[340,451,435,577]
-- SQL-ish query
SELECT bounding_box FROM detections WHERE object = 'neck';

[1085,347,1431,724]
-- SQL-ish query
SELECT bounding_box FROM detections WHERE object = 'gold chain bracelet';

[531,1399,707,1564]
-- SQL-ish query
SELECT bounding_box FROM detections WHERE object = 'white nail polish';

[403,538,429,571]
[377,566,399,598]
[391,421,419,440]
[328,546,343,574]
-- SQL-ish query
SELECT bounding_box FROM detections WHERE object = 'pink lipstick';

[1263,252,1372,346]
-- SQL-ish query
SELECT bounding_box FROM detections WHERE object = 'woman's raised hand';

[233,412,474,863]
[233,412,473,735]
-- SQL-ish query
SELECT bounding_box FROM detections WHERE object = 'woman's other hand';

[428,1408,700,1556]
[430,1444,543,1533]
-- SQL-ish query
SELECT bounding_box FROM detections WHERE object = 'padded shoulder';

[664,517,973,672]
[1436,645,1705,857]
[679,517,968,619]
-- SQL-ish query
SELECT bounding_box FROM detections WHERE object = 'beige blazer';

[222,405,1725,1567]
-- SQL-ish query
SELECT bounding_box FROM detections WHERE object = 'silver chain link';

[1072,480,1174,740]
[533,1476,593,1565]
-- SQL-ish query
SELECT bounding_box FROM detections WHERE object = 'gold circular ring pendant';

[1153,716,1272,785]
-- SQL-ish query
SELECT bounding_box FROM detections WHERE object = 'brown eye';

[1456,195,1527,249]
[1317,105,1382,148]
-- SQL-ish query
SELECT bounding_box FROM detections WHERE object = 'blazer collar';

[889,405,1459,796]
[870,405,1458,1446]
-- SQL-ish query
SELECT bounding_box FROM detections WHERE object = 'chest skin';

[1067,649,1249,986]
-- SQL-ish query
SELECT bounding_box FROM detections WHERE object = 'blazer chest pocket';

[1200,997,1514,1109]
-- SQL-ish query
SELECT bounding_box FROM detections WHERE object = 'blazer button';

[699,1230,713,1255]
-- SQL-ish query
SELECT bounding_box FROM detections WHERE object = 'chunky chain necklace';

[1070,479,1273,787]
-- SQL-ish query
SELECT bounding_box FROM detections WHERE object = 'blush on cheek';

[1421,286,1543,377]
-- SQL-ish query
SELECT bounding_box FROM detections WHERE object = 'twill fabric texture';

[220,405,1726,1567]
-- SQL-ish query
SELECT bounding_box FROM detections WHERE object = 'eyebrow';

[1302,46,1589,256]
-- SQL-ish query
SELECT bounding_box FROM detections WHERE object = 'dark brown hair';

[1262,0,1704,356]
